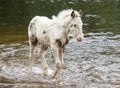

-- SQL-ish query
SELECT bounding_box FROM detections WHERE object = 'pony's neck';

[61,23,70,40]
[53,16,71,36]
[58,17,71,30]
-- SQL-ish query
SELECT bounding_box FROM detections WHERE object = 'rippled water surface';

[0,0,120,88]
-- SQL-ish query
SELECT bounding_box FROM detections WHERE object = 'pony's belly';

[39,40,50,45]
[37,36,50,45]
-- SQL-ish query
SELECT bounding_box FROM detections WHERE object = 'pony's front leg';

[51,45,62,81]
[59,48,64,65]
[39,46,48,76]
[59,48,67,69]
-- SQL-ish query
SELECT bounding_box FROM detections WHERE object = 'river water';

[0,0,120,88]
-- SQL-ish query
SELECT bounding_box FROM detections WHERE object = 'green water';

[0,0,120,44]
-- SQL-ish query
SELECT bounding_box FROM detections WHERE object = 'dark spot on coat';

[29,22,38,46]
[30,23,35,31]
[56,38,69,48]
[65,39,69,45]
[30,23,33,31]
[56,39,62,48]
[43,30,46,34]
[30,35,38,46]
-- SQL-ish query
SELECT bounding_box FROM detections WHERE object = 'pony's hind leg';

[29,43,36,72]
[28,35,38,72]
[39,45,49,76]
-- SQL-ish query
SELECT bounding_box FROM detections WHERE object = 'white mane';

[52,9,74,26]
[56,9,80,19]
[57,9,73,18]
[51,9,73,20]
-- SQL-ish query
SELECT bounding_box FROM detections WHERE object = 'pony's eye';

[70,24,73,27]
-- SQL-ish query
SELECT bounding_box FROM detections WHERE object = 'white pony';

[28,9,84,81]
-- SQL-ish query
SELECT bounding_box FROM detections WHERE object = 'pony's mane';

[56,9,80,19]
[57,9,73,18]
[51,9,81,27]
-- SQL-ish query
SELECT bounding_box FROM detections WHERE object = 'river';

[0,0,120,88]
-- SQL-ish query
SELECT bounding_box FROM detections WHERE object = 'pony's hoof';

[42,72,48,77]
[52,78,57,82]
[52,74,61,82]
[41,70,48,77]
[42,68,53,77]
[52,77,63,85]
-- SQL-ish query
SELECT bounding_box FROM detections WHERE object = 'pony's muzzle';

[76,34,84,42]
[68,34,84,42]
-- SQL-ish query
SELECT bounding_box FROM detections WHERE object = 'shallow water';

[0,0,120,88]
[0,34,120,88]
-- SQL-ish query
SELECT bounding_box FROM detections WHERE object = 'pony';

[28,9,84,82]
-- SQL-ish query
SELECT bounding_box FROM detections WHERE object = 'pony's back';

[29,16,52,27]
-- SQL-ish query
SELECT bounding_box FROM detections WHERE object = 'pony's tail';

[28,22,38,46]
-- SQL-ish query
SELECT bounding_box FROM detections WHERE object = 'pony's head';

[57,9,84,42]
[67,10,83,42]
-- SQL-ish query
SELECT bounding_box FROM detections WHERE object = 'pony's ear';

[79,10,83,17]
[71,10,75,18]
